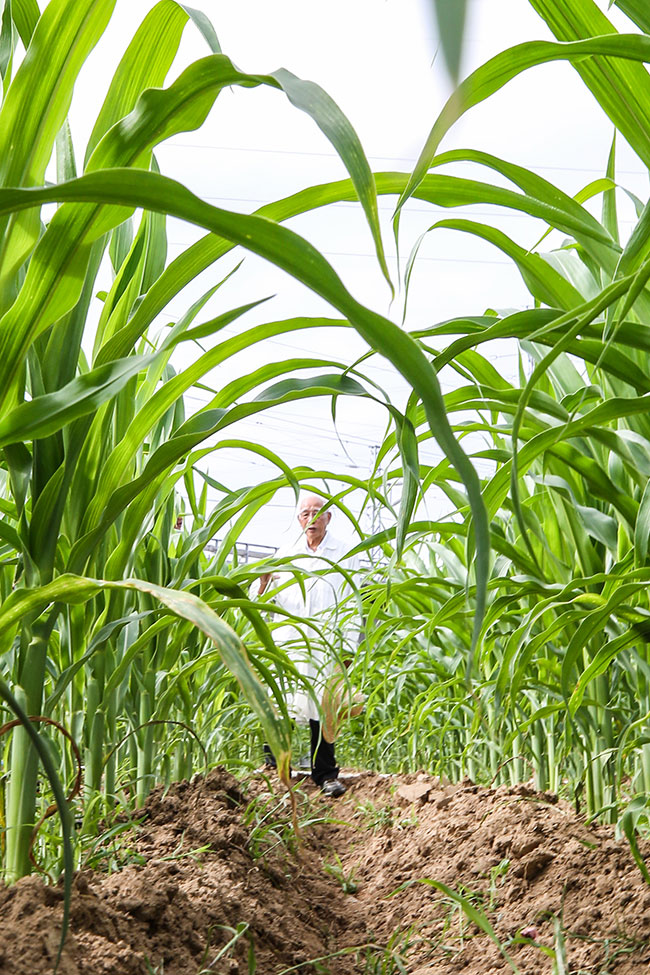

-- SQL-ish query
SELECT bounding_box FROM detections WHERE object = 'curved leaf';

[0,167,490,656]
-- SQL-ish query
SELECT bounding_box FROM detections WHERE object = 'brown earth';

[2,768,650,974]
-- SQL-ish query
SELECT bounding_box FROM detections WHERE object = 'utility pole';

[370,443,381,535]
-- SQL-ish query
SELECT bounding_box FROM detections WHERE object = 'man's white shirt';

[265,530,359,723]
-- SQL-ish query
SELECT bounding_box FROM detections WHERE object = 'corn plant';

[0,0,498,894]
[6,0,650,906]
[313,0,650,831]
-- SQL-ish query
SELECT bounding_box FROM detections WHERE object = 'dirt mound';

[1,769,649,974]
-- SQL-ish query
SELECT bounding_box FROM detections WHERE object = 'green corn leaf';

[85,314,330,530]
[602,133,619,244]
[0,0,117,298]
[396,32,650,216]
[10,0,39,49]
[614,0,650,33]
[270,67,392,294]
[55,118,77,183]
[620,796,650,885]
[0,56,398,412]
[85,0,190,162]
[0,296,269,449]
[179,4,221,53]
[635,481,650,567]
[89,166,619,378]
[0,574,293,783]
[428,149,620,269]
[431,0,469,83]
[0,1,15,86]
[74,374,372,575]
[0,168,489,659]
[0,354,157,446]
[527,0,650,166]
[431,218,585,308]
[570,626,647,711]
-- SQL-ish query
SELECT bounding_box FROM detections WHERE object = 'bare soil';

[2,768,650,974]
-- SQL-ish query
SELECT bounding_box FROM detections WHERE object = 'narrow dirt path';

[1,769,650,973]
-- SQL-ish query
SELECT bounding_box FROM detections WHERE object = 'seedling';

[396,810,418,831]
[196,923,256,974]
[323,853,359,894]
[354,799,394,832]
[244,788,340,859]
[275,931,412,974]
[357,928,414,974]
[154,834,211,864]
[488,858,510,910]
[80,816,147,874]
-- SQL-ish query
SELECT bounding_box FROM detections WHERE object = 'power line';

[161,141,648,177]
[163,142,419,163]
[166,241,514,266]
[164,189,546,220]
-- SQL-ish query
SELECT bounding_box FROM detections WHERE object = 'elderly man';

[257,493,359,797]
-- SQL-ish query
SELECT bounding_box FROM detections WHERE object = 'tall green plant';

[0,0,492,886]
[331,0,650,825]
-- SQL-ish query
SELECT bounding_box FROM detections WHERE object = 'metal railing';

[206,537,377,569]
[204,539,278,563]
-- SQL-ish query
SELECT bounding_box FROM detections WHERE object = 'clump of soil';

[1,768,650,974]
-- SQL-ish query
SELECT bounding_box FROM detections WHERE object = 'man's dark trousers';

[309,719,339,785]
[263,719,338,785]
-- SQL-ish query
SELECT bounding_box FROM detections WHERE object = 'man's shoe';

[320,777,346,798]
[262,744,277,769]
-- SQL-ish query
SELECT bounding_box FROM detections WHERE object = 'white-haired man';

[257,493,359,797]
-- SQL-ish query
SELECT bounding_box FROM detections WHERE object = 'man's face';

[297,498,331,549]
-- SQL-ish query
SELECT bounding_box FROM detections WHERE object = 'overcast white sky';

[68,0,648,546]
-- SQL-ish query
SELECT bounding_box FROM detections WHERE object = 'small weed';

[438,884,487,948]
[395,810,418,831]
[196,922,256,973]
[276,931,412,974]
[510,915,570,973]
[323,853,358,894]
[244,787,340,859]
[597,932,650,973]
[354,799,394,831]
[394,877,521,972]
[488,858,510,910]
[153,834,211,864]
[355,928,413,974]
[80,816,147,873]
[244,791,302,858]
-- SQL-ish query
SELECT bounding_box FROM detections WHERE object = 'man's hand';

[257,572,277,595]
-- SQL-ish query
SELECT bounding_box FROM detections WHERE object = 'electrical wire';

[159,141,648,177]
